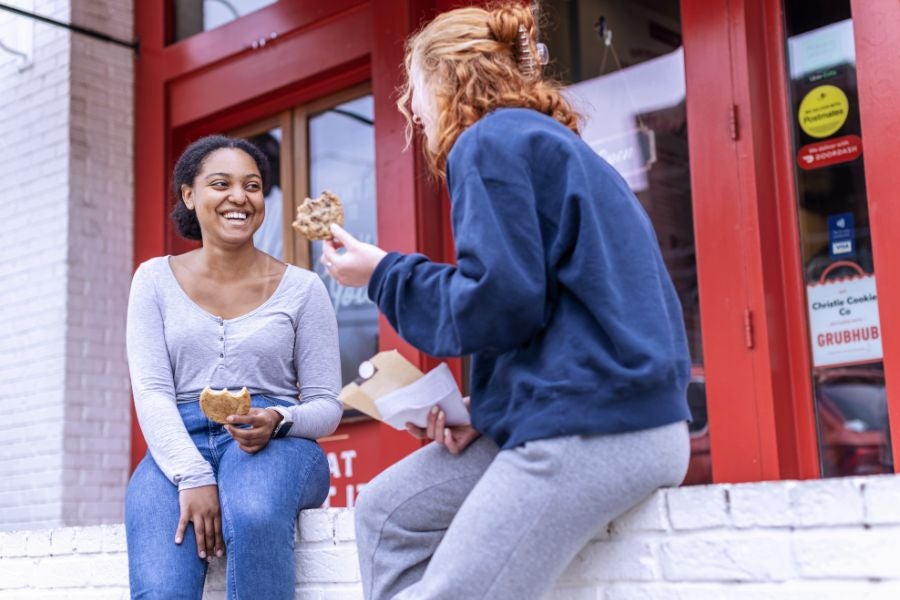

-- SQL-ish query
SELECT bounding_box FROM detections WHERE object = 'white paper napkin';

[374,362,470,430]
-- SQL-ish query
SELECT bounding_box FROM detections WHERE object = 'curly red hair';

[397,2,580,177]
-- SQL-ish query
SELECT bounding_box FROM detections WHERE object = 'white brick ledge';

[2,476,900,599]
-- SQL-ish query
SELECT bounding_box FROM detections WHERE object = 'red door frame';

[687,0,900,481]
[132,0,444,468]
[751,0,824,480]
[682,0,783,483]
[682,0,826,482]
[851,0,900,472]
[726,0,823,480]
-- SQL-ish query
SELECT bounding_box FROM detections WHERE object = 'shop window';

[307,95,378,386]
[229,115,291,261]
[541,0,709,483]
[229,89,378,388]
[248,129,285,260]
[783,1,892,476]
[170,0,278,43]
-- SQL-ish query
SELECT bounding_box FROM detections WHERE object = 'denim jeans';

[125,395,330,600]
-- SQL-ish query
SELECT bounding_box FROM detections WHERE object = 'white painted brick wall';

[63,0,134,527]
[0,0,134,530]
[0,0,72,532]
[1,477,898,599]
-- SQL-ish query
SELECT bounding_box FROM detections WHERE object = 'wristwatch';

[268,406,293,439]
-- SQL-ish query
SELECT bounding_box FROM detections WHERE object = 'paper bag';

[339,350,424,419]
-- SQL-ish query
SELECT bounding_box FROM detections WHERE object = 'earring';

[537,42,549,66]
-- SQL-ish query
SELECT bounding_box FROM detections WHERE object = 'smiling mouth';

[221,211,249,223]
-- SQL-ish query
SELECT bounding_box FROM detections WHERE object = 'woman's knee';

[354,469,392,530]
[353,460,435,539]
[354,461,426,543]
[226,498,288,537]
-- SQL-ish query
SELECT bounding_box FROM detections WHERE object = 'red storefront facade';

[133,0,900,506]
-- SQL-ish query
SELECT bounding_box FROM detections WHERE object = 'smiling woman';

[124,135,343,598]
[170,135,270,242]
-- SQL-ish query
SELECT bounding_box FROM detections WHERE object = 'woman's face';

[410,63,439,153]
[181,148,265,247]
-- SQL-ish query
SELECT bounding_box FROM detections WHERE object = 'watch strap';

[268,406,293,439]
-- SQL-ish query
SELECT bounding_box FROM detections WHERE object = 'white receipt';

[374,362,470,430]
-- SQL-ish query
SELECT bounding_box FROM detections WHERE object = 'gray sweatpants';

[354,420,690,600]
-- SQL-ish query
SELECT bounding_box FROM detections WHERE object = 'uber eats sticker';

[798,84,849,138]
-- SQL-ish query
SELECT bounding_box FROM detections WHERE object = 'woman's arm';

[368,168,547,358]
[324,125,548,358]
[126,263,215,490]
[285,275,343,438]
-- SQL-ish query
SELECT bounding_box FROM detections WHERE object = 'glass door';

[782,0,892,476]
[302,89,379,387]
[230,113,293,263]
[231,85,378,388]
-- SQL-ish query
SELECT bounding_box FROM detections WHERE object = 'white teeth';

[223,211,247,221]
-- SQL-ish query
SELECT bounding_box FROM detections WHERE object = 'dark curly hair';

[170,135,271,241]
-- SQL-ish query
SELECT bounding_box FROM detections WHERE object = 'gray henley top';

[126,256,343,490]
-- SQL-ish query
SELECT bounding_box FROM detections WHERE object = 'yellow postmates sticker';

[798,85,849,138]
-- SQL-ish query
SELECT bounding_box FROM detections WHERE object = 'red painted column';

[723,0,822,480]
[131,0,168,467]
[850,0,900,473]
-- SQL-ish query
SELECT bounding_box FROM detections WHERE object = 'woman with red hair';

[324,4,692,598]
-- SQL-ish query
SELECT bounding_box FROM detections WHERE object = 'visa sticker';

[827,212,855,259]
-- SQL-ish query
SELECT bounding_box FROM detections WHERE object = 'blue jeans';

[125,395,330,600]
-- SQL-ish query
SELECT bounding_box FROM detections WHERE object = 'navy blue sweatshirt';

[368,108,691,450]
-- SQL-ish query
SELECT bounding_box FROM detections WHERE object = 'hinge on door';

[729,104,739,141]
[744,307,755,349]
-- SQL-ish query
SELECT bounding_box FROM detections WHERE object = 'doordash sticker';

[797,134,862,170]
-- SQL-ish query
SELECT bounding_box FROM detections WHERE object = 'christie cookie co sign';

[806,261,882,367]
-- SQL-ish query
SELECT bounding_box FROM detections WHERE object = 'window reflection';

[248,129,284,260]
[171,0,278,43]
[542,0,709,483]
[815,367,892,476]
[308,95,378,386]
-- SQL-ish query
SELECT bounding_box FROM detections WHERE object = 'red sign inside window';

[797,134,863,170]
[319,418,423,508]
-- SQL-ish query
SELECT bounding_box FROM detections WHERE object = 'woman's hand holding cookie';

[225,408,281,454]
[322,224,387,288]
[176,485,224,561]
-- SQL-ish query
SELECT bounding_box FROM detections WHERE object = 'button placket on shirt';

[218,318,225,364]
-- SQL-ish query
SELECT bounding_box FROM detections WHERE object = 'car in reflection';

[683,375,711,486]
[816,367,892,477]
[681,366,890,485]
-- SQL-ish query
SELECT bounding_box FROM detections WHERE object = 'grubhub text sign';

[806,263,882,367]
